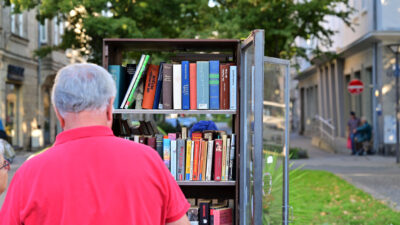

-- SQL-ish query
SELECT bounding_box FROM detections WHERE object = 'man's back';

[0,126,189,225]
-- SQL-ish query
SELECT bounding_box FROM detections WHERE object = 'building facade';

[296,0,400,154]
[0,4,69,149]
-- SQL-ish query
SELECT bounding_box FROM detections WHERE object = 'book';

[171,140,177,179]
[193,140,200,181]
[155,134,164,159]
[197,140,204,181]
[182,61,190,110]
[177,139,186,181]
[192,132,202,141]
[221,134,227,181]
[163,137,171,170]
[124,64,137,99]
[200,139,208,181]
[134,76,145,109]
[197,61,209,109]
[209,60,220,109]
[199,200,211,225]
[229,66,237,110]
[142,64,160,109]
[147,137,156,150]
[188,207,199,222]
[162,63,173,109]
[121,55,145,108]
[168,133,177,140]
[125,54,150,109]
[214,139,223,181]
[212,208,233,225]
[206,140,214,181]
[189,63,197,109]
[139,136,146,144]
[108,65,125,109]
[228,134,235,180]
[190,140,195,180]
[185,139,192,180]
[173,64,182,109]
[225,137,231,181]
[182,127,188,139]
[133,135,140,143]
[153,62,164,109]
[219,64,230,109]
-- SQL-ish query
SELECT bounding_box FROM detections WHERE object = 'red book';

[193,140,200,181]
[189,63,197,109]
[219,64,230,109]
[142,64,160,109]
[213,208,233,225]
[147,137,156,150]
[192,132,202,141]
[214,139,223,181]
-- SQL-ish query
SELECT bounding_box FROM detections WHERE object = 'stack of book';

[108,54,237,110]
[187,199,233,225]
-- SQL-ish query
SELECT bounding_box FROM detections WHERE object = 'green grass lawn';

[290,170,400,225]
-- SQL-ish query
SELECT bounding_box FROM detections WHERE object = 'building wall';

[378,0,400,31]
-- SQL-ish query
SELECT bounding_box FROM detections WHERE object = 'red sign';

[347,79,364,95]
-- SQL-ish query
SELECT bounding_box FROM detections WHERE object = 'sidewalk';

[291,133,400,210]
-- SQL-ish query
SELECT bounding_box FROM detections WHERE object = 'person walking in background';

[0,63,190,225]
[0,152,9,195]
[348,111,360,155]
[0,119,8,141]
[353,116,372,156]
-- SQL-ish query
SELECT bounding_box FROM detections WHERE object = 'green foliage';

[8,0,353,64]
[264,144,309,159]
[290,170,400,224]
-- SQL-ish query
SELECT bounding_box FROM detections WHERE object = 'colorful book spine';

[142,64,160,109]
[125,55,150,109]
[193,140,200,181]
[225,137,231,181]
[185,139,192,180]
[214,139,223,181]
[153,62,164,109]
[199,201,211,225]
[163,137,171,170]
[182,61,190,110]
[124,64,136,99]
[206,140,214,181]
[219,64,230,109]
[209,60,220,109]
[229,66,237,110]
[171,140,177,179]
[190,140,195,180]
[173,64,182,109]
[155,134,164,159]
[200,139,208,181]
[228,134,235,180]
[221,134,227,181]
[189,63,197,109]
[196,61,209,109]
[198,140,204,181]
[162,63,173,109]
[147,137,156,150]
[108,65,124,109]
[177,139,186,181]
[121,55,145,108]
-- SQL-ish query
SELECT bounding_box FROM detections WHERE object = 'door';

[240,30,290,225]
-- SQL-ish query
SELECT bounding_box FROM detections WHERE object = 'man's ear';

[54,106,65,129]
[106,97,114,128]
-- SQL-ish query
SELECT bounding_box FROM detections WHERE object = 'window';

[10,4,24,37]
[39,19,48,44]
[53,17,65,46]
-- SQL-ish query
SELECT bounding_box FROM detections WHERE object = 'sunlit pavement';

[291,133,400,210]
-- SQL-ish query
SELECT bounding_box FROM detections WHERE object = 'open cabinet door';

[239,29,264,225]
[262,57,290,225]
[240,29,290,225]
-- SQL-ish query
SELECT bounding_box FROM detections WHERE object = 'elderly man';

[353,116,372,156]
[0,64,190,225]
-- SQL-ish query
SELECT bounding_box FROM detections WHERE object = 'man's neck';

[62,110,110,131]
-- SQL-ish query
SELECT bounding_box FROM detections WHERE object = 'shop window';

[5,83,20,146]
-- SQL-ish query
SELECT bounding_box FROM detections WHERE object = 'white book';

[190,140,194,180]
[171,140,177,180]
[225,138,231,181]
[173,64,182,109]
[229,66,237,110]
[133,135,140,143]
[120,54,145,108]
[206,140,214,181]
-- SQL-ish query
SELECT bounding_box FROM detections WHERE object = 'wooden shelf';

[113,109,237,115]
[177,181,236,186]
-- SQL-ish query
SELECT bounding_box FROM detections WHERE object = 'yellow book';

[221,134,227,181]
[185,139,192,180]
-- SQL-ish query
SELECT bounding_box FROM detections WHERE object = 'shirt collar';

[54,126,114,146]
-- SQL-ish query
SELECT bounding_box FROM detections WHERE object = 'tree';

[8,0,353,64]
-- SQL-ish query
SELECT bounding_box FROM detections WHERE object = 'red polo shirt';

[0,126,190,225]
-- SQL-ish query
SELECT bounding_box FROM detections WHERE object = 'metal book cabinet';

[102,29,291,225]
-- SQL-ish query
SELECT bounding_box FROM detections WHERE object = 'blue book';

[196,61,209,109]
[153,62,164,109]
[230,66,237,110]
[108,65,125,109]
[163,138,171,170]
[209,60,220,109]
[181,61,190,110]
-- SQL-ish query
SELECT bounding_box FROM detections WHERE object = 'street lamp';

[388,44,400,163]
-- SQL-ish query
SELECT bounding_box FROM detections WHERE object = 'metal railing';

[312,115,336,144]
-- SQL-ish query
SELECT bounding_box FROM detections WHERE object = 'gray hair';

[52,63,116,117]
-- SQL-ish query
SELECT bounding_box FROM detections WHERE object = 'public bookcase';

[102,29,291,225]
